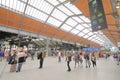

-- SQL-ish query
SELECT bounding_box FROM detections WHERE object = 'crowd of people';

[55,50,98,72]
[0,48,120,73]
[8,48,28,72]
[7,48,46,72]
[56,50,120,72]
[65,51,97,72]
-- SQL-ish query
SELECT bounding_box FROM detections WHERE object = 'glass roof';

[0,0,111,45]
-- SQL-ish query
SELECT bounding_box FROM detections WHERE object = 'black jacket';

[37,52,43,59]
[18,57,25,63]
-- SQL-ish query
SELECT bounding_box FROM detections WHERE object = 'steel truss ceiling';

[0,0,115,46]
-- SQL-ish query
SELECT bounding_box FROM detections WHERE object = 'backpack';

[9,54,17,64]
[37,54,40,59]
[84,54,89,60]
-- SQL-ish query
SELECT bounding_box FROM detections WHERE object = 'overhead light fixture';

[26,39,29,42]
[8,39,11,41]
[32,39,35,41]
[116,6,120,8]
[39,38,44,40]
[116,0,120,8]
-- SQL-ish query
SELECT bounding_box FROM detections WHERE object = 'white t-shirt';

[58,52,61,57]
[17,52,25,58]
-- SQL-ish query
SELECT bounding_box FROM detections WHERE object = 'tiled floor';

[0,56,120,80]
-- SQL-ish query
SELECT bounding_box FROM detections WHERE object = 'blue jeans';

[0,57,2,61]
[17,63,23,72]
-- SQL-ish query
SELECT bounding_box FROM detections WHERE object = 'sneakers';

[67,69,71,72]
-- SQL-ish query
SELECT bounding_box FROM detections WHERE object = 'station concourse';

[0,0,120,80]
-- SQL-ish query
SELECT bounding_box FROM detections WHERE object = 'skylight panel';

[61,24,72,31]
[93,32,98,34]
[40,1,53,14]
[99,40,103,42]
[83,35,89,38]
[31,8,35,17]
[18,1,25,12]
[66,18,78,27]
[52,9,68,21]
[1,0,25,13]
[38,13,48,21]
[25,6,32,15]
[88,37,93,40]
[72,17,84,23]
[82,24,90,28]
[46,0,60,6]
[78,32,85,37]
[0,0,1,5]
[21,0,27,2]
[98,31,104,35]
[80,16,90,23]
[88,28,92,31]
[71,29,79,34]
[65,2,82,14]
[82,29,90,34]
[59,0,67,3]
[102,35,106,37]
[58,5,74,16]
[47,17,62,27]
[91,39,96,42]
[9,0,13,8]
[19,2,25,12]
[95,40,101,44]
[88,24,91,26]
[75,24,84,31]
[95,37,100,40]
[1,0,5,6]
[91,35,96,38]
[87,32,93,36]
[29,0,54,14]
[29,0,39,6]
[15,1,20,11]
[100,40,104,43]
[26,6,49,21]
[5,0,9,7]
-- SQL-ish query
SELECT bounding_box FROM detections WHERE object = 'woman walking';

[9,50,17,72]
[37,51,46,69]
[16,48,26,72]
[66,52,72,72]
[73,52,80,68]
[91,53,96,67]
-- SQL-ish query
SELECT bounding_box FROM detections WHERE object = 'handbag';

[37,55,40,59]
[10,58,17,64]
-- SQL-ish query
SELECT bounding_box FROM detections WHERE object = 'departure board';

[89,0,107,32]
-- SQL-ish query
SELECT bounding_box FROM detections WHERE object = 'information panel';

[89,0,107,32]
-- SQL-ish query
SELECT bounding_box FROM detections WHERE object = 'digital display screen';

[98,12,103,17]
[82,47,100,51]
[89,0,107,32]
[92,20,97,26]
